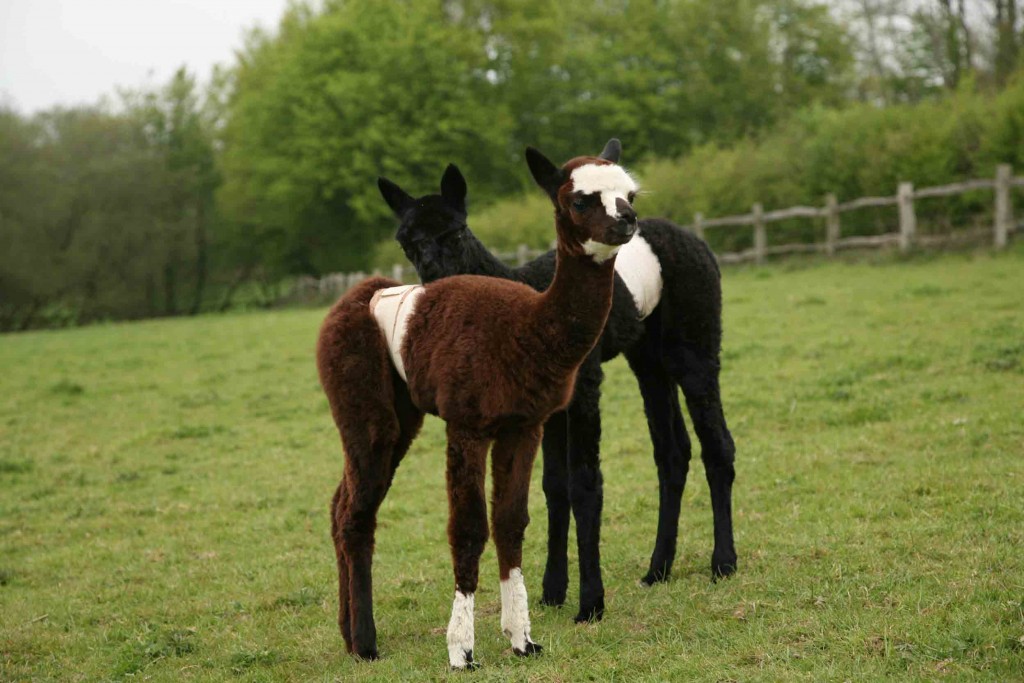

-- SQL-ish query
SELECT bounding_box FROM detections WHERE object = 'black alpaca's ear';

[378,177,415,217]
[440,164,467,212]
[525,146,563,201]
[599,138,621,163]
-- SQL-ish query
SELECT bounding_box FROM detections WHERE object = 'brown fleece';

[316,153,624,660]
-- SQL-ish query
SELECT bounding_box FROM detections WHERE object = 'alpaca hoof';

[541,574,567,607]
[354,646,379,661]
[712,556,737,579]
[540,590,566,607]
[513,641,543,657]
[641,567,670,586]
[450,650,479,671]
[574,600,604,623]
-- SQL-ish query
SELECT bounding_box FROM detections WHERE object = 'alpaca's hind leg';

[330,482,353,651]
[336,383,423,660]
[626,343,693,585]
[444,426,490,670]
[336,462,391,660]
[668,343,737,578]
[540,411,570,607]
[491,426,543,657]
[565,360,606,623]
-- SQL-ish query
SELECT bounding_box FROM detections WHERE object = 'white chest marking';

[614,235,662,319]
[582,239,621,263]
[368,284,425,382]
[500,567,536,653]
[446,590,475,668]
[570,163,639,219]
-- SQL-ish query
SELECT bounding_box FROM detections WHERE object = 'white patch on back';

[581,239,622,264]
[446,590,475,668]
[368,284,425,382]
[614,234,663,319]
[570,163,639,218]
[500,567,536,653]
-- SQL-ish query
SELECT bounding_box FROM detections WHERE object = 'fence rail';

[288,164,1020,302]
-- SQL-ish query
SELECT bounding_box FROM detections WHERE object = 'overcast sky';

[0,0,291,113]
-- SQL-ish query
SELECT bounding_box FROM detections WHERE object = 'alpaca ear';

[599,138,621,163]
[440,164,467,212]
[525,146,563,200]
[378,177,415,217]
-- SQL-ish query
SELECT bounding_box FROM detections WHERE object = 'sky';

[0,0,291,113]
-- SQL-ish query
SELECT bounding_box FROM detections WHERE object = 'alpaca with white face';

[320,143,642,668]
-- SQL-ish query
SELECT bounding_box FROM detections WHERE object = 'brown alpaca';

[317,142,639,668]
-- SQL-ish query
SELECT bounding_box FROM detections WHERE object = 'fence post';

[694,212,705,241]
[995,164,1013,250]
[752,203,766,265]
[516,243,529,266]
[391,263,404,282]
[898,182,916,252]
[825,193,840,256]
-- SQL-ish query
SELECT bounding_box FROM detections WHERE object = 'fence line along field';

[291,165,1021,302]
[2,245,1023,681]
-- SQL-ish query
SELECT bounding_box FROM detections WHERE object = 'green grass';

[2,245,1024,681]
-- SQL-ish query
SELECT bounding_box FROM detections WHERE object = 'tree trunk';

[994,0,1020,85]
[164,263,178,316]
[189,200,208,316]
[218,264,254,312]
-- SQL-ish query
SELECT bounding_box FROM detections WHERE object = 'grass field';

[2,245,1023,682]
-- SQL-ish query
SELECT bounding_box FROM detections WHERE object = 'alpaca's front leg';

[501,567,540,655]
[492,426,543,656]
[540,411,571,607]
[446,590,476,668]
[445,426,489,669]
[565,369,606,623]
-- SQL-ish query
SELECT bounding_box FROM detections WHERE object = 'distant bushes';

[403,75,1024,262]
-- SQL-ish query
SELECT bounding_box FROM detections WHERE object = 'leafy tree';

[219,1,512,275]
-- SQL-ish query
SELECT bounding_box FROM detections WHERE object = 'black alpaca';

[378,140,736,623]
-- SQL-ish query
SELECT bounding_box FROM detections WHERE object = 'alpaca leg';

[491,426,543,657]
[669,343,737,578]
[336,387,421,659]
[565,361,606,623]
[445,426,490,670]
[330,482,353,651]
[540,411,570,607]
[626,344,693,585]
[337,462,393,660]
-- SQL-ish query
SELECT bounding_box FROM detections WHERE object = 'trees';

[219,0,855,275]
[0,69,220,330]
[218,1,512,276]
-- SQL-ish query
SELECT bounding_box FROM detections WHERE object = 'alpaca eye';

[628,192,636,203]
[572,198,587,212]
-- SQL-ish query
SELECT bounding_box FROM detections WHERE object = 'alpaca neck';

[536,216,616,369]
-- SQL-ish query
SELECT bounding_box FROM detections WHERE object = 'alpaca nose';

[615,197,637,226]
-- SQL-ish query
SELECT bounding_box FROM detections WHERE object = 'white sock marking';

[500,567,535,652]
[614,234,663,318]
[446,591,475,668]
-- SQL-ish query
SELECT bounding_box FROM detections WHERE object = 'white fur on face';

[446,591,475,668]
[614,234,663,318]
[500,568,536,653]
[570,163,639,219]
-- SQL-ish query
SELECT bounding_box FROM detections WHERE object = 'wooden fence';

[288,164,1020,302]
